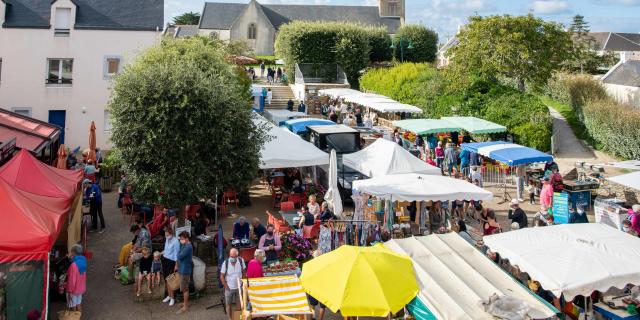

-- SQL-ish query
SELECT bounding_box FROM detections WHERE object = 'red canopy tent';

[0,150,82,319]
[0,149,82,206]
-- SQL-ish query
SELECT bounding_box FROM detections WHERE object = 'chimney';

[620,52,627,64]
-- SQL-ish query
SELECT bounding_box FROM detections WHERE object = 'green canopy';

[442,116,507,134]
[393,119,462,135]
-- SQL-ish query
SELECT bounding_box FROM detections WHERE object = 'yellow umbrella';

[300,244,419,317]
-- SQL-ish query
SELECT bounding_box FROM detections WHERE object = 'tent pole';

[214,187,218,227]
[45,255,50,320]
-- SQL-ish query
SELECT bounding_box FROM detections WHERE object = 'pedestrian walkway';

[548,106,617,174]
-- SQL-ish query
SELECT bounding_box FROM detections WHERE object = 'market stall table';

[594,302,640,320]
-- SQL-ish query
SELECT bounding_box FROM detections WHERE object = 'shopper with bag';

[176,232,193,314]
[220,248,246,320]
[66,244,87,313]
[162,228,180,306]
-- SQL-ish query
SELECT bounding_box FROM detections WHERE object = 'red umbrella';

[56,144,67,169]
[88,121,97,163]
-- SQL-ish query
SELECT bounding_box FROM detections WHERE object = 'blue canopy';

[284,118,335,134]
[461,141,553,166]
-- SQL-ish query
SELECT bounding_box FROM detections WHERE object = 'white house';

[590,32,640,62]
[0,0,163,149]
[601,56,640,108]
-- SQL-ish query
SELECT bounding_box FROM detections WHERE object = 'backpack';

[223,257,246,275]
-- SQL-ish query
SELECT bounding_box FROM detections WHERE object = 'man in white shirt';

[220,248,245,319]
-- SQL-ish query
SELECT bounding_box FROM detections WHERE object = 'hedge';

[583,99,640,159]
[392,24,439,63]
[275,21,391,86]
[543,72,640,159]
[360,63,552,151]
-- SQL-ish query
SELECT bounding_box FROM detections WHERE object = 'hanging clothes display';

[318,225,332,254]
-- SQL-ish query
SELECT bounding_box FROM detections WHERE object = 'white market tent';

[483,223,640,300]
[264,109,307,126]
[607,171,640,190]
[253,116,329,169]
[318,88,423,114]
[385,235,558,320]
[352,173,493,202]
[607,160,640,171]
[343,138,440,177]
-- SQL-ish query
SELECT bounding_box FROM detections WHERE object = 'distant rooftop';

[602,59,640,87]
[590,32,640,52]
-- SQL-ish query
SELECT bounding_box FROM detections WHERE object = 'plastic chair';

[302,225,314,239]
[280,201,295,211]
[289,193,304,208]
[310,221,321,239]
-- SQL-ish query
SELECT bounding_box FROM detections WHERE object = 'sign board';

[552,192,569,224]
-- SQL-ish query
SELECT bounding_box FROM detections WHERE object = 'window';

[387,2,398,16]
[11,108,32,117]
[247,23,257,40]
[103,56,122,78]
[47,59,73,84]
[54,8,71,36]
[104,110,112,132]
[209,31,218,40]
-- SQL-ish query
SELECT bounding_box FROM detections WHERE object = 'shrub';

[275,21,393,86]
[393,25,438,63]
[583,99,640,159]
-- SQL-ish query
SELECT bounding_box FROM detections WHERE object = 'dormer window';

[387,1,398,16]
[54,8,71,36]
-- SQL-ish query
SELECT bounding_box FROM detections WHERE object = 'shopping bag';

[58,310,81,320]
[166,273,180,291]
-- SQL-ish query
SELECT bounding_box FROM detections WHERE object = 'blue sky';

[166,0,640,41]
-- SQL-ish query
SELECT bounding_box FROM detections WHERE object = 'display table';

[595,198,628,230]
[264,268,301,277]
[594,303,640,320]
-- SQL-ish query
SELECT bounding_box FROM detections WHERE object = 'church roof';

[602,59,640,87]
[590,32,640,52]
[2,0,164,31]
[200,1,401,32]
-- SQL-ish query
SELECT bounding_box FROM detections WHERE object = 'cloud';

[593,0,640,5]
[530,0,571,14]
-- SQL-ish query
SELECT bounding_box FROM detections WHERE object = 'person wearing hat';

[508,199,528,229]
[539,177,554,208]
[83,178,105,233]
[569,205,589,224]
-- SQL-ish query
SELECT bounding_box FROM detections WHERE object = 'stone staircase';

[263,85,296,110]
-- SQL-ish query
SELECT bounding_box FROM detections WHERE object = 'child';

[137,247,153,296]
[152,251,162,287]
[527,180,537,205]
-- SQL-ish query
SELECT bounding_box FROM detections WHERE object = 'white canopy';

[385,235,557,320]
[607,171,640,190]
[264,109,307,125]
[483,223,640,299]
[343,138,440,177]
[351,173,493,202]
[318,88,423,114]
[254,116,329,169]
[606,160,640,171]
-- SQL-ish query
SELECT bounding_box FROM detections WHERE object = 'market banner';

[552,192,569,224]
[244,276,312,315]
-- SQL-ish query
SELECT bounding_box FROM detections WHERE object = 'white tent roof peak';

[343,138,440,177]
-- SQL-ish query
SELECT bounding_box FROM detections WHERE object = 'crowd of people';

[319,98,376,128]
[245,61,286,84]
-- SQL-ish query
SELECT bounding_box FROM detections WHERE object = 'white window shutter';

[54,8,71,29]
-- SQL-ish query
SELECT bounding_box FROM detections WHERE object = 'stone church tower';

[379,0,405,23]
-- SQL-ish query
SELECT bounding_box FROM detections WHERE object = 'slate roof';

[590,32,640,52]
[2,0,164,31]
[175,25,199,37]
[199,2,246,29]
[602,60,640,87]
[199,1,401,33]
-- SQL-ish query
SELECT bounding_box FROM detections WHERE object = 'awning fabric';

[386,235,558,320]
[343,138,440,177]
[244,276,313,315]
[0,149,82,202]
[254,116,328,169]
[442,116,507,134]
[264,110,307,126]
[461,141,553,166]
[607,160,640,171]
[393,119,462,135]
[483,224,640,300]
[0,108,60,153]
[318,88,423,114]
[607,171,640,190]
[352,173,493,202]
[284,118,335,134]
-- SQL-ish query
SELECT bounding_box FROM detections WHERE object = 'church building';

[196,0,405,55]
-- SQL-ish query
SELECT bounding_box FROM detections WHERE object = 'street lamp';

[390,37,414,63]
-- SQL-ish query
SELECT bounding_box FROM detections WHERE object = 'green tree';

[172,11,201,25]
[392,24,438,63]
[449,14,571,92]
[108,37,267,217]
[566,15,615,74]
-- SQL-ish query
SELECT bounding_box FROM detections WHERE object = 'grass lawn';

[539,95,600,149]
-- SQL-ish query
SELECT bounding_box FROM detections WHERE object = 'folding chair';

[280,201,295,211]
